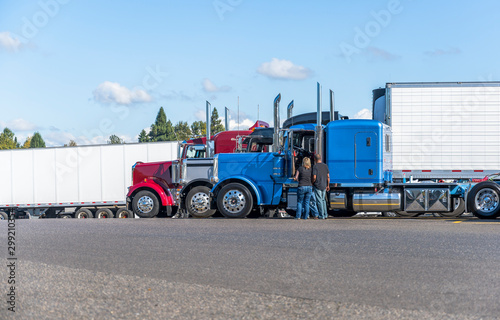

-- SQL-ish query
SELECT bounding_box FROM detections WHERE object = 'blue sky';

[1,0,500,146]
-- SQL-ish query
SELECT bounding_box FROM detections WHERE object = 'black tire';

[381,211,398,217]
[438,198,466,218]
[217,183,253,218]
[96,208,114,219]
[0,211,8,220]
[132,190,160,218]
[393,210,422,217]
[75,208,93,219]
[186,186,216,218]
[328,209,357,217]
[116,208,133,218]
[285,208,296,218]
[467,181,500,219]
[60,214,73,219]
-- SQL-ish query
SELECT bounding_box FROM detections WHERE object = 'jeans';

[296,186,313,219]
[314,187,328,219]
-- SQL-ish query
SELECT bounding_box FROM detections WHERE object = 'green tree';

[108,134,124,144]
[149,107,175,141]
[64,140,77,147]
[30,132,46,148]
[22,136,32,148]
[0,128,18,149]
[138,129,149,143]
[190,121,206,138]
[173,121,192,141]
[211,107,225,135]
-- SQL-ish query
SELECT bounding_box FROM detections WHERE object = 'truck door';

[355,132,378,179]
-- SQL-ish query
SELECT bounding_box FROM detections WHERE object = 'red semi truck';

[126,121,269,218]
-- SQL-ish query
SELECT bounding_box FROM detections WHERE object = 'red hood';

[133,160,175,188]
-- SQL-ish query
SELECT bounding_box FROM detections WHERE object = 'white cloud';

[44,131,78,147]
[352,108,372,119]
[257,58,312,80]
[228,118,255,130]
[202,78,231,93]
[194,109,206,121]
[0,118,39,131]
[93,81,152,105]
[0,32,22,52]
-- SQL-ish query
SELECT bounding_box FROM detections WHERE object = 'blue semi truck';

[208,84,500,220]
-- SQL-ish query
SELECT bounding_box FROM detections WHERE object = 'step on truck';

[126,101,269,218]
[208,83,500,220]
[0,141,178,219]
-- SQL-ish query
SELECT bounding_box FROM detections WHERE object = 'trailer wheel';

[75,208,93,219]
[186,186,216,218]
[60,214,73,219]
[217,183,253,218]
[328,209,357,217]
[96,208,114,219]
[467,181,500,219]
[116,208,133,218]
[132,190,160,218]
[0,211,8,220]
[438,198,465,218]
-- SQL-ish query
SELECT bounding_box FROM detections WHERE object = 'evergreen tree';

[108,134,124,144]
[22,136,32,148]
[149,107,175,141]
[173,121,192,141]
[0,128,18,149]
[30,132,46,148]
[64,140,77,147]
[138,129,149,143]
[211,107,225,135]
[190,121,206,138]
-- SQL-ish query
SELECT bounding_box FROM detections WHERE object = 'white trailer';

[373,82,500,180]
[0,141,177,219]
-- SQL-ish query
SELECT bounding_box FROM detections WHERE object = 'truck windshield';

[184,145,206,158]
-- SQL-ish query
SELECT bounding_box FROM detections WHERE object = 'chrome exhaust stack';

[224,107,229,131]
[206,101,211,157]
[287,100,294,119]
[273,93,281,152]
[329,89,335,122]
[315,83,323,161]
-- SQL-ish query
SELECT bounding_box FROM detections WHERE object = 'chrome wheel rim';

[190,192,210,214]
[475,188,499,213]
[137,196,154,214]
[223,190,246,213]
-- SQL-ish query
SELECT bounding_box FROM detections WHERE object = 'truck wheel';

[96,208,114,219]
[75,208,93,219]
[217,183,253,218]
[132,190,160,218]
[186,186,216,218]
[116,208,133,218]
[393,210,421,217]
[285,209,296,218]
[60,214,73,219]
[467,181,500,219]
[328,210,357,217]
[438,198,465,218]
[0,211,8,220]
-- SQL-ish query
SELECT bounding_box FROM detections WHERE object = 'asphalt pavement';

[0,217,499,319]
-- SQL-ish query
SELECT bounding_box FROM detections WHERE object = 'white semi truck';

[0,141,177,219]
[373,82,500,180]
